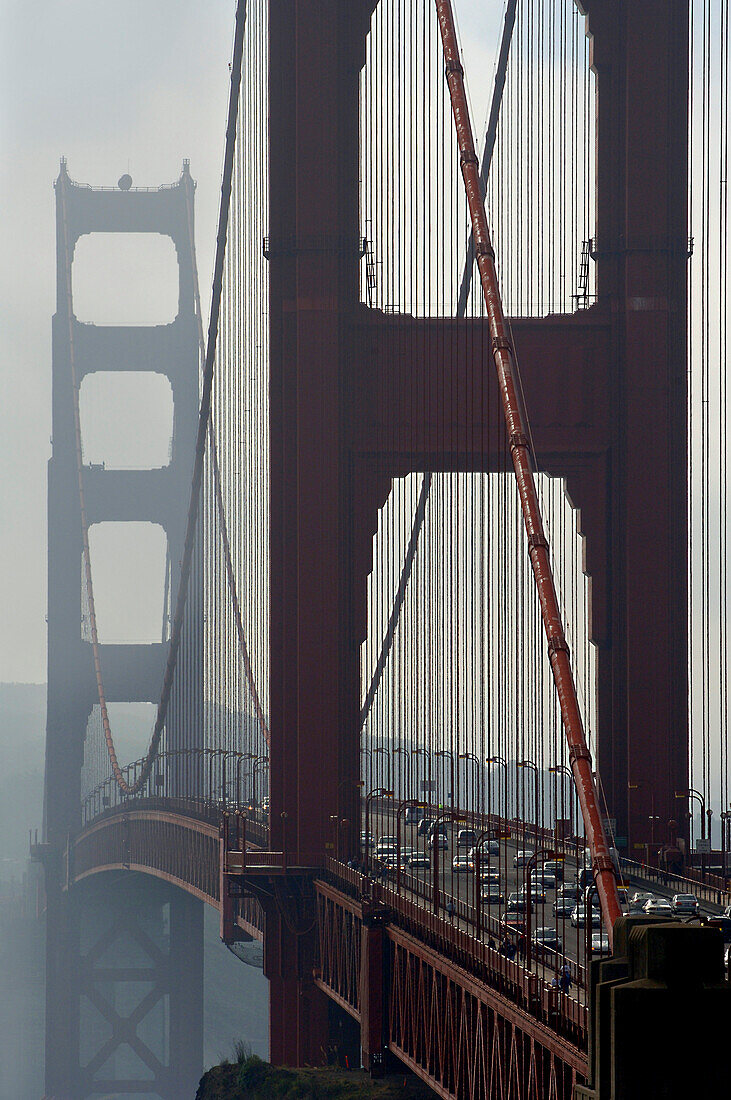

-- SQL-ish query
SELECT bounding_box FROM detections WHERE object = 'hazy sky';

[0,2,507,686]
[0,1,502,685]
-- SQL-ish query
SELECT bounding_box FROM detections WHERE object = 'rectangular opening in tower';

[79,371,174,469]
[72,232,179,325]
[83,522,170,645]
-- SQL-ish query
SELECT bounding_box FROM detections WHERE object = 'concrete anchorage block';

[575,915,731,1099]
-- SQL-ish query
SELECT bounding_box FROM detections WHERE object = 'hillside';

[197,1055,435,1100]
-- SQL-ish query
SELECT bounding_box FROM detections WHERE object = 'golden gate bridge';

[37,1,731,1096]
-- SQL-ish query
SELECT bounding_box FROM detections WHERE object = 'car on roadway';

[671,893,699,915]
[427,821,449,838]
[431,833,448,851]
[379,856,399,876]
[643,898,674,917]
[706,917,731,944]
[452,855,471,874]
[417,817,435,836]
[407,854,431,870]
[542,860,565,882]
[556,883,582,903]
[553,896,576,919]
[474,866,500,883]
[531,927,563,956]
[375,842,398,859]
[513,849,533,868]
[500,908,526,936]
[480,883,504,905]
[630,890,655,907]
[518,883,547,904]
[507,892,527,913]
[570,904,602,929]
[457,829,477,849]
[531,872,557,890]
[590,931,610,954]
[583,887,602,909]
[360,831,375,849]
[470,839,500,858]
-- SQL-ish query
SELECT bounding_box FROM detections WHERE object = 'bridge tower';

[264,0,690,1065]
[43,161,204,1099]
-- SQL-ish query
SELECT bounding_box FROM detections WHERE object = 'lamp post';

[235,752,257,808]
[720,810,731,881]
[430,809,465,917]
[628,781,641,854]
[373,746,391,795]
[364,787,393,872]
[395,798,426,894]
[523,847,557,970]
[459,751,480,818]
[548,763,574,839]
[517,759,540,846]
[675,787,707,875]
[334,778,364,863]
[471,827,497,941]
[360,746,372,791]
[393,745,409,801]
[436,749,455,810]
[675,787,706,837]
[252,755,269,809]
[411,747,430,809]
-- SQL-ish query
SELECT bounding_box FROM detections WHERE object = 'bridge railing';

[81,748,270,841]
[619,856,731,910]
[320,857,588,1051]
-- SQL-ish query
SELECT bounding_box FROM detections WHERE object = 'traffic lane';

[365,810,592,966]
[365,807,725,968]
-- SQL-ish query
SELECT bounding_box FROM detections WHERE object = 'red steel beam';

[433,0,622,940]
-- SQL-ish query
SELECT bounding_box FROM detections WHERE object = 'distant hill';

[0,683,45,881]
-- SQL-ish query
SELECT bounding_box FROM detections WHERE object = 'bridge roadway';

[364,803,728,985]
[67,793,729,1097]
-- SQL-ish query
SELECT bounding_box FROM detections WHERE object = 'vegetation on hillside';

[196,1048,435,1100]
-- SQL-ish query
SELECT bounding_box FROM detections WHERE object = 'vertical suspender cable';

[433,0,622,939]
[361,0,518,731]
[183,181,270,748]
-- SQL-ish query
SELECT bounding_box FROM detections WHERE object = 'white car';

[452,855,471,874]
[643,897,674,917]
[407,854,430,870]
[591,931,610,954]
[513,849,533,868]
[571,904,602,929]
[474,866,500,883]
[470,839,500,858]
[531,872,557,890]
[671,893,699,915]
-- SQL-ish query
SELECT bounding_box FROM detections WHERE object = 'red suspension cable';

[433,0,622,939]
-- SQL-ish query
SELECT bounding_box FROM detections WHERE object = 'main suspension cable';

[434,0,622,939]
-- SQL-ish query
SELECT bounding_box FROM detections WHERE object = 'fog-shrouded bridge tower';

[43,161,204,1100]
